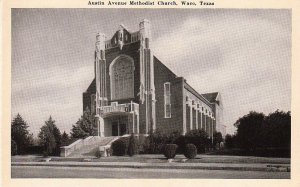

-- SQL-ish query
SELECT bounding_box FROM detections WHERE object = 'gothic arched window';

[110,55,135,100]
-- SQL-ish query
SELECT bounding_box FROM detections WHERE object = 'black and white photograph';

[8,7,292,180]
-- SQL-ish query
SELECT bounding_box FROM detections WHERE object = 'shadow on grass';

[206,148,290,158]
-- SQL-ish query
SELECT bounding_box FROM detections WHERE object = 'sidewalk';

[11,161,290,172]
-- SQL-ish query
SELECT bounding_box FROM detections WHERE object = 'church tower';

[139,19,156,133]
[94,32,107,137]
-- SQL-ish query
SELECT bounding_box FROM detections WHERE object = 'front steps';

[60,136,118,157]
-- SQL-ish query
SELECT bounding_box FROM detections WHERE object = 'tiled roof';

[202,92,219,103]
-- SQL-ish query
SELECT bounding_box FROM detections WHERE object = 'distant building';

[83,19,225,138]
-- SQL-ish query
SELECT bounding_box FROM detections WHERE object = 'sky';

[11,9,291,137]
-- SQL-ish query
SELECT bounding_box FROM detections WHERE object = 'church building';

[83,19,225,138]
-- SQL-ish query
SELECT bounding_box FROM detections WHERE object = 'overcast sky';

[11,9,291,136]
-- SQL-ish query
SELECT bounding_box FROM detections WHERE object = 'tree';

[213,131,223,148]
[234,111,265,151]
[230,110,291,150]
[263,110,291,148]
[38,116,61,156]
[11,114,32,154]
[71,107,96,139]
[27,133,34,146]
[61,131,71,146]
[11,140,18,155]
[224,134,236,149]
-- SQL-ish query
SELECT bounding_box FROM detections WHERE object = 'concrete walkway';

[11,161,290,172]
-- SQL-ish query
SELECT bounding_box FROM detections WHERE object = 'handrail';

[60,136,99,157]
[97,102,139,116]
[62,139,82,149]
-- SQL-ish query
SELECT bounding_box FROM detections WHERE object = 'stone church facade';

[83,19,225,138]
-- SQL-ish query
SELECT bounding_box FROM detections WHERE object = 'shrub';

[184,144,197,159]
[185,129,210,153]
[128,134,137,156]
[111,137,129,156]
[163,144,178,159]
[213,131,224,149]
[146,130,165,154]
[137,135,148,154]
[174,135,187,154]
[142,130,181,154]
[26,145,44,155]
[95,149,101,158]
[43,151,49,157]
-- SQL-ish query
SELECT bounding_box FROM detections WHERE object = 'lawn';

[11,154,290,164]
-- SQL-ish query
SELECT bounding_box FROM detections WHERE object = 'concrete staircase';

[66,136,117,158]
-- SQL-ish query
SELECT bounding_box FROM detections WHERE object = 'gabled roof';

[184,81,212,106]
[119,24,130,32]
[85,78,96,93]
[202,92,219,103]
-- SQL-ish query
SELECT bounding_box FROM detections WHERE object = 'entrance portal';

[111,120,128,136]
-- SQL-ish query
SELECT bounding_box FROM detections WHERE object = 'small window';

[164,82,171,118]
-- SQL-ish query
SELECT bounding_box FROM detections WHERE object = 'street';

[11,165,290,179]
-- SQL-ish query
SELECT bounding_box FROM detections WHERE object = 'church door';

[119,124,127,136]
[111,121,128,136]
[112,122,118,136]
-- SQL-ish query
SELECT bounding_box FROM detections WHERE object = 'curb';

[11,162,290,172]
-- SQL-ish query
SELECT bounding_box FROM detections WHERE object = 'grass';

[207,148,290,158]
[11,154,290,164]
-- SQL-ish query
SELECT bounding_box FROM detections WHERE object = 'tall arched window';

[110,55,135,100]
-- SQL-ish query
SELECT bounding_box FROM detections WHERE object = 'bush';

[142,130,181,154]
[174,135,187,154]
[26,145,44,155]
[163,144,178,159]
[128,134,137,156]
[137,135,148,154]
[213,132,224,148]
[43,151,49,157]
[225,134,236,149]
[185,129,210,153]
[95,149,101,158]
[184,144,197,159]
[146,130,166,154]
[111,137,129,156]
